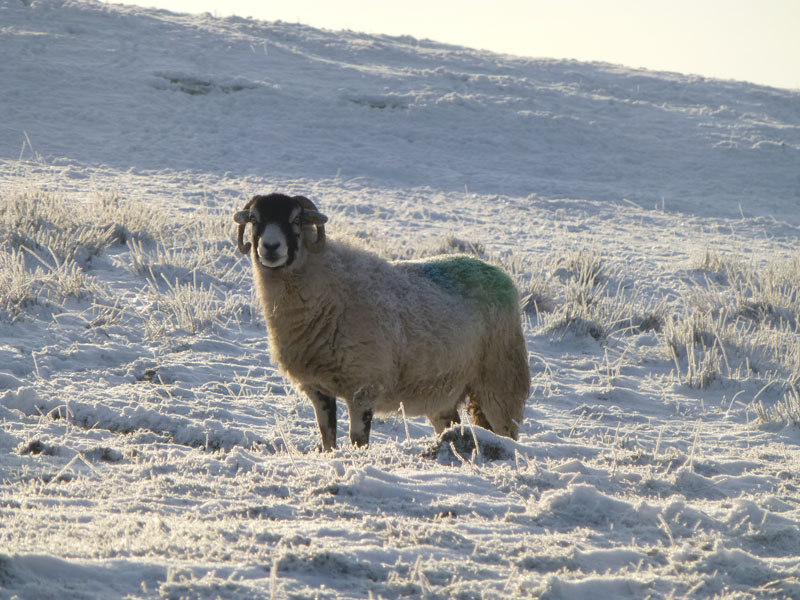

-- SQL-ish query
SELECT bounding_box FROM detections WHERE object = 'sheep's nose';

[262,242,281,254]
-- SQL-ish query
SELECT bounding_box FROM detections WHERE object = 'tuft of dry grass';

[755,388,800,427]
[659,247,800,390]
[0,238,100,320]
[0,186,248,328]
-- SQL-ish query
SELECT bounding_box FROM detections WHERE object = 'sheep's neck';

[255,265,322,333]
[255,263,340,386]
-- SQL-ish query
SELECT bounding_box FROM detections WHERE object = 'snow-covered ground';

[2,1,800,598]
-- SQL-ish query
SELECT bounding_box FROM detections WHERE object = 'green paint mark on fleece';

[415,255,518,309]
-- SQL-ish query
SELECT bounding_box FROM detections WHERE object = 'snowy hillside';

[1,1,800,598]
[3,0,799,223]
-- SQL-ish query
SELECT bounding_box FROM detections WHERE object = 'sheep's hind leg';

[347,386,378,448]
[307,389,338,451]
[429,408,461,435]
[466,395,494,431]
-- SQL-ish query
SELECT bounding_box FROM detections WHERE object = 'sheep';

[234,193,530,450]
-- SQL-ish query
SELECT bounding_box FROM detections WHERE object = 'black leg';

[308,391,337,451]
[347,387,376,448]
[350,408,373,448]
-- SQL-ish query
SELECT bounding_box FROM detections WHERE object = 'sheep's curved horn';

[294,195,327,253]
[233,211,251,224]
[234,198,257,255]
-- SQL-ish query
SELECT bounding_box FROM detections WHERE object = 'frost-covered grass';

[2,177,800,600]
[661,249,800,392]
[756,389,800,428]
[0,185,251,335]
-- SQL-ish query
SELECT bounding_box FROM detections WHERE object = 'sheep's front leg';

[307,389,337,451]
[347,386,377,448]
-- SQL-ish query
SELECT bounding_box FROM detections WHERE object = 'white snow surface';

[2,1,800,599]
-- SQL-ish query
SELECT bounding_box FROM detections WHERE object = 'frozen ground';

[1,1,800,598]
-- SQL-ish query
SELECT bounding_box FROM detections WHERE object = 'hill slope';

[2,0,799,223]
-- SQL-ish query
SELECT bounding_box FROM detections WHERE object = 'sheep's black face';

[247,194,304,269]
[235,193,327,268]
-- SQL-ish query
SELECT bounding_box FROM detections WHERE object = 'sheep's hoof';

[349,436,370,448]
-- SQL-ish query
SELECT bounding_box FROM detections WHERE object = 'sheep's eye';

[292,216,303,226]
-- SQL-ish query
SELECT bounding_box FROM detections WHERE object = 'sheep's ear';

[303,210,328,225]
[234,210,252,225]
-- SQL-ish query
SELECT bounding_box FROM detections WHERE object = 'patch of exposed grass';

[0,244,99,320]
[755,388,800,428]
[523,247,663,341]
[140,275,248,337]
[0,186,249,328]
[0,186,173,320]
[664,251,800,389]
[1,188,165,262]
[690,246,736,276]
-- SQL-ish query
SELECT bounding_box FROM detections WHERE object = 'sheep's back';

[399,255,520,314]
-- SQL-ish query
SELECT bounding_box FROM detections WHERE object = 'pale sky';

[110,0,799,90]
